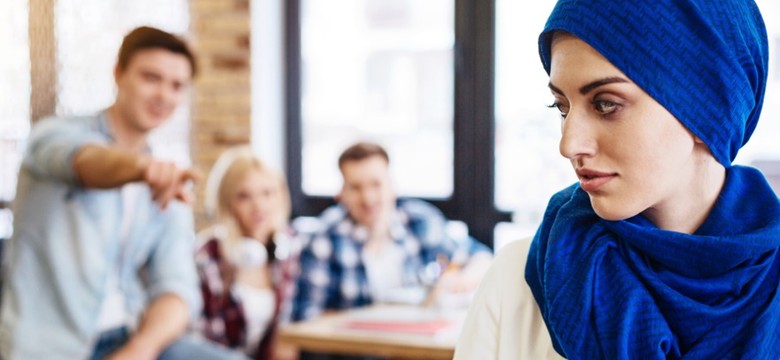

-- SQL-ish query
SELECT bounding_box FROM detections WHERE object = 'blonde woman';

[196,146,299,359]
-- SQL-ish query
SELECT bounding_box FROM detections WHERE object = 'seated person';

[196,146,301,359]
[290,142,492,321]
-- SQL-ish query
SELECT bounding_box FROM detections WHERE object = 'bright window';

[0,0,192,239]
[0,0,29,239]
[300,0,455,198]
[57,0,192,166]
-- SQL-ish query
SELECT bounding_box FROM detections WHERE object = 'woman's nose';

[559,109,597,161]
[251,194,265,210]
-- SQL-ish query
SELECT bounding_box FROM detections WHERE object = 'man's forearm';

[126,293,190,356]
[73,144,147,188]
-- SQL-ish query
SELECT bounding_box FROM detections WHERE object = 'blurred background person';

[291,141,493,324]
[0,26,244,360]
[196,146,300,360]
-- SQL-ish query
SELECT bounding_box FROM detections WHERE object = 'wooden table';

[279,304,466,359]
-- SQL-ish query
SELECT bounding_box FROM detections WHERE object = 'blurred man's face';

[113,48,192,134]
[338,156,396,229]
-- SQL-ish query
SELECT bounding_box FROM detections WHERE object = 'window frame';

[284,0,510,248]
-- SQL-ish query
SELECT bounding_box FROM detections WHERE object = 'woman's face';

[229,168,283,239]
[548,33,706,222]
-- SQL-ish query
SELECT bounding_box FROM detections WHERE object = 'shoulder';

[455,237,563,360]
[307,203,363,242]
[273,227,305,262]
[296,211,340,260]
[397,198,444,219]
[317,203,350,229]
[31,114,102,135]
[196,226,225,252]
[457,239,532,312]
[486,238,534,289]
[26,113,110,156]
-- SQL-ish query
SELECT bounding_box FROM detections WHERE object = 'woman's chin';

[590,200,638,222]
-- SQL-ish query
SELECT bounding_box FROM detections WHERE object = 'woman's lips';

[576,169,617,192]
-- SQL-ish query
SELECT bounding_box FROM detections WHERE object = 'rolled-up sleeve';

[145,202,202,319]
[23,116,106,185]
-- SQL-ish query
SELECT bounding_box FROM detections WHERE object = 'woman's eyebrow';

[579,77,628,94]
[548,82,564,95]
[548,76,629,96]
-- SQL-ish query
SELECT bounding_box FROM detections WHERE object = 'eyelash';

[545,99,620,119]
[546,102,569,118]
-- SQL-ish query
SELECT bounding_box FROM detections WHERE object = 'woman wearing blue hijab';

[456,0,779,359]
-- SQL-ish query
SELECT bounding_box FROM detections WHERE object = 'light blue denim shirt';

[0,112,201,360]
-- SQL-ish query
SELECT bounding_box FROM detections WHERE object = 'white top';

[232,283,276,353]
[228,237,276,352]
[454,238,564,360]
[362,241,420,303]
[96,183,142,331]
[363,242,404,291]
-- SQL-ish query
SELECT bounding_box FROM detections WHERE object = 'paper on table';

[342,319,457,335]
[338,306,464,338]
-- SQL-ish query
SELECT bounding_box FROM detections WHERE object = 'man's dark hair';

[338,142,390,170]
[117,26,197,76]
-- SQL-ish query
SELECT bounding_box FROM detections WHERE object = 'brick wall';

[190,0,252,229]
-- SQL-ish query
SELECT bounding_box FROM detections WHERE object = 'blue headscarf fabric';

[526,1,780,359]
[527,167,780,359]
[538,0,768,167]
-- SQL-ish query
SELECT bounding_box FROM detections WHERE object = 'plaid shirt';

[290,199,490,321]
[195,229,301,359]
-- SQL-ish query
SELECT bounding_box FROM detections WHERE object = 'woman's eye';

[546,102,570,118]
[593,99,618,114]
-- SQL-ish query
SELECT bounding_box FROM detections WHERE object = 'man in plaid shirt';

[290,142,493,322]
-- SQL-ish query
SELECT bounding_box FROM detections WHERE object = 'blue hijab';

[525,1,780,359]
